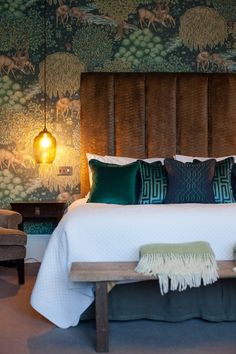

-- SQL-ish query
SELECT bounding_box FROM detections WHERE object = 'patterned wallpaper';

[0,0,236,210]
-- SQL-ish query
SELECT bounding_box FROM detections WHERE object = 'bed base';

[70,261,236,352]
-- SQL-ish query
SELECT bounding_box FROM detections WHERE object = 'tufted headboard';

[79,73,236,196]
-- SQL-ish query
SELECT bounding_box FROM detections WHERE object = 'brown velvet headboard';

[79,73,236,196]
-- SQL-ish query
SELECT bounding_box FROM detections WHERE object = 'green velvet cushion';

[88,159,140,204]
[164,158,216,204]
[194,157,235,203]
[138,160,167,204]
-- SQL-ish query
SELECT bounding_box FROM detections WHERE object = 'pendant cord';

[44,0,47,130]
[33,0,57,164]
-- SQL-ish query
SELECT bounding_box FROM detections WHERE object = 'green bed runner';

[135,241,219,295]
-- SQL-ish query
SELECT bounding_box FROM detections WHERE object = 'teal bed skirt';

[81,279,236,322]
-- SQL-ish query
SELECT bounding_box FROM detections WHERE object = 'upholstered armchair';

[0,209,27,284]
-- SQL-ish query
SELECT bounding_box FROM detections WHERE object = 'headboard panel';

[176,75,208,156]
[209,76,236,156]
[80,73,236,196]
[115,74,146,158]
[146,74,176,157]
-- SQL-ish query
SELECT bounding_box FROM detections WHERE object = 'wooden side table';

[10,201,67,231]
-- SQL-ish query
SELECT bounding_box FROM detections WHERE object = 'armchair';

[0,209,27,284]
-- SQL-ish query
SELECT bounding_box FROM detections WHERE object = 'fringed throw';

[135,241,219,295]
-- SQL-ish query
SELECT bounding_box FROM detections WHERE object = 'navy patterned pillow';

[164,158,216,204]
[138,160,167,204]
[194,157,235,203]
[231,163,236,201]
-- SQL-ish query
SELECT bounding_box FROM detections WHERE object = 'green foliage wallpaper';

[0,0,236,212]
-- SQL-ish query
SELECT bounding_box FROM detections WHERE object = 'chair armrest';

[0,209,22,229]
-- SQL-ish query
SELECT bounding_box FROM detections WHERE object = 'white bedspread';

[30,200,236,328]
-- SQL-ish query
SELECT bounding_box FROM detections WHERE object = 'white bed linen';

[30,200,236,328]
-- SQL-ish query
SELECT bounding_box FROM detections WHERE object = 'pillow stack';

[86,153,236,205]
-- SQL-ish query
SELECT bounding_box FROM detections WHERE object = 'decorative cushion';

[164,158,216,204]
[231,164,236,201]
[88,159,140,204]
[194,157,235,203]
[138,160,167,204]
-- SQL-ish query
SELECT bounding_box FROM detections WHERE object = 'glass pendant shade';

[33,127,57,164]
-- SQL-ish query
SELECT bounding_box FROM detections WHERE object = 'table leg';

[95,282,109,352]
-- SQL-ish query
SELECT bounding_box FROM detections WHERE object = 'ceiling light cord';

[33,0,57,164]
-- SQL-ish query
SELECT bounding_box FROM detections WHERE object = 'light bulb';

[41,133,53,149]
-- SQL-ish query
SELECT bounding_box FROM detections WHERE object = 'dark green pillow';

[164,158,216,204]
[138,160,167,204]
[88,159,140,204]
[194,157,235,203]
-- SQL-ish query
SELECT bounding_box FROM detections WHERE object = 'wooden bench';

[70,261,236,353]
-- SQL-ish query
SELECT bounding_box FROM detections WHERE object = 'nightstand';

[10,201,67,231]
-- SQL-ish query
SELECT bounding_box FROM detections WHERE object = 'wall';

[0,0,236,216]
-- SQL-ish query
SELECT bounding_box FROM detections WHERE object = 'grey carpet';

[1,264,236,354]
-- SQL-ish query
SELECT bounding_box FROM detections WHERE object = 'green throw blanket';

[135,241,219,295]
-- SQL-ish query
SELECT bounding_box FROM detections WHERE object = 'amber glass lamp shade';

[33,127,57,164]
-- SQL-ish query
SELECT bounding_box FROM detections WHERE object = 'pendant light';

[33,0,57,164]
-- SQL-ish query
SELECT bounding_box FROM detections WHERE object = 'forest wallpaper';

[0,0,236,214]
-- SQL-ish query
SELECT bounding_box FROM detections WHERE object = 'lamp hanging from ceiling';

[33,121,57,164]
[33,0,57,164]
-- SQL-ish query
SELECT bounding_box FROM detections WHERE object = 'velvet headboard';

[79,73,236,196]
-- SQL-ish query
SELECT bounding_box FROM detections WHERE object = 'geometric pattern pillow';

[164,158,216,204]
[194,157,235,203]
[138,160,168,204]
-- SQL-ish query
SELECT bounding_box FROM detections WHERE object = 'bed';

[31,73,236,329]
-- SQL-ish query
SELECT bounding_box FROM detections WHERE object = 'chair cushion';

[0,228,27,246]
[0,245,26,261]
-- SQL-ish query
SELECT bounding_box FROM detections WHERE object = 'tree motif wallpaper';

[0,0,236,211]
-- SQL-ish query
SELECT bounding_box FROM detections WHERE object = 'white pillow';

[86,153,111,164]
[175,154,236,162]
[105,155,164,164]
[86,153,165,187]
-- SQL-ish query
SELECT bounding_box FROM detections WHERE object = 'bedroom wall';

[0,0,236,232]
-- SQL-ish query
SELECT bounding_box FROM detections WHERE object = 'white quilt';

[30,200,236,328]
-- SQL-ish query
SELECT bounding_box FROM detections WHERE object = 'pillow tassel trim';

[135,248,219,295]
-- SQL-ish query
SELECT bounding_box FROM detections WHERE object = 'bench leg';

[95,282,109,352]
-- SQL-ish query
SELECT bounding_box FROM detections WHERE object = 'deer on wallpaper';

[197,51,236,72]
[0,56,21,77]
[138,4,175,30]
[56,98,81,120]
